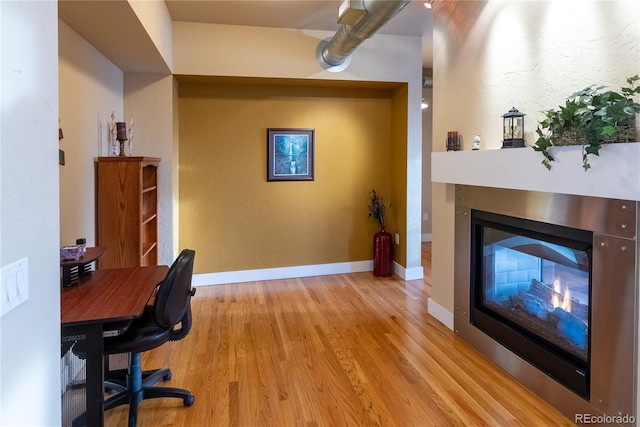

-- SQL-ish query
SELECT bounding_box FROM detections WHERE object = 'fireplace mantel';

[432,142,640,201]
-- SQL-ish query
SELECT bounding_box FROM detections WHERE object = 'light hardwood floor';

[105,243,576,426]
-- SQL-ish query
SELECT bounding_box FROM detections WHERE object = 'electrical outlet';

[394,233,400,245]
[423,213,429,221]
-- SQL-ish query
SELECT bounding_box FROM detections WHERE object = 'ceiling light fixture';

[424,0,434,10]
[421,99,429,109]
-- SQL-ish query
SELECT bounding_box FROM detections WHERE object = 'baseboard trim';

[193,259,426,286]
[193,260,373,286]
[395,262,424,280]
[428,298,454,330]
[421,233,432,242]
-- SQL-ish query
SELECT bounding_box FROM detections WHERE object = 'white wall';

[0,2,61,425]
[58,20,124,247]
[172,22,417,81]
[124,1,177,266]
[124,73,176,264]
[421,86,433,241]
[430,0,640,317]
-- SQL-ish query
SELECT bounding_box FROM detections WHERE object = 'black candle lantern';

[502,107,526,148]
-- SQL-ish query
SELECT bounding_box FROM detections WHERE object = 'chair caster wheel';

[163,371,172,381]
[184,394,195,407]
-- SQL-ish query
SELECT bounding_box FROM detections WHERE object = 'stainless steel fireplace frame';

[454,185,638,422]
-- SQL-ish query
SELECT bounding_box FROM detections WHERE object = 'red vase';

[373,228,393,277]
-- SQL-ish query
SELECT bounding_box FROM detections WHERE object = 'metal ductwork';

[317,0,411,71]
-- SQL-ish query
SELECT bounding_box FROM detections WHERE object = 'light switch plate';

[1,257,29,316]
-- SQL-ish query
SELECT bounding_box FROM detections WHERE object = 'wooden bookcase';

[96,156,161,269]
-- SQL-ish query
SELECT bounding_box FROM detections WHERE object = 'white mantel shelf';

[431,142,640,202]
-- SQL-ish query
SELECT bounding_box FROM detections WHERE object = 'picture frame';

[267,128,315,181]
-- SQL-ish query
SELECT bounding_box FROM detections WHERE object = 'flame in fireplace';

[561,288,572,312]
[552,280,561,307]
[552,280,572,312]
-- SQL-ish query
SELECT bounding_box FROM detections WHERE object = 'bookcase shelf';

[97,156,161,268]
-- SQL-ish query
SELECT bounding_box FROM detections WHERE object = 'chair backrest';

[153,249,196,329]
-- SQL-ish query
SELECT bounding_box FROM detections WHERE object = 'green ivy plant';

[532,75,640,171]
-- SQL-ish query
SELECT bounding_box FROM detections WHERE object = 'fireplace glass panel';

[480,226,590,362]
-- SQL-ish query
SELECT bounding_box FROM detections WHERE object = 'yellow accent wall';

[178,78,407,274]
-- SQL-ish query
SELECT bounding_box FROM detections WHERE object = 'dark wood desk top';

[61,266,169,326]
[60,246,107,267]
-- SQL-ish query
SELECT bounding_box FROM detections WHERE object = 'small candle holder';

[446,131,460,151]
[116,122,128,156]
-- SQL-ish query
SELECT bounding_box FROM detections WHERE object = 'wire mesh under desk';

[61,344,128,427]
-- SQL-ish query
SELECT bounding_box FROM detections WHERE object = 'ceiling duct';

[317,0,411,71]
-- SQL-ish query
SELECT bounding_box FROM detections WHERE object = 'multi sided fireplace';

[454,185,637,422]
[470,210,592,398]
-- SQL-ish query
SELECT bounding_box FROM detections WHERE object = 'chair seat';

[104,312,173,355]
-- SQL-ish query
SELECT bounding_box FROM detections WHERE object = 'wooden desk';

[61,266,168,427]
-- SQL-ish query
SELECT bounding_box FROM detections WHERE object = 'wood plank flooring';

[104,243,575,426]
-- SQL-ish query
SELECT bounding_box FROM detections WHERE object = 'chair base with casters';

[103,352,194,415]
[69,354,195,427]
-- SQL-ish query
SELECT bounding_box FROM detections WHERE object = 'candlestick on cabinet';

[128,118,134,156]
[109,112,118,156]
[116,122,128,156]
[116,122,126,139]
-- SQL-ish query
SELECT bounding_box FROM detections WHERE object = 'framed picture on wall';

[267,128,315,181]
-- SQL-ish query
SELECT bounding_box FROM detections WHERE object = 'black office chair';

[102,249,197,427]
